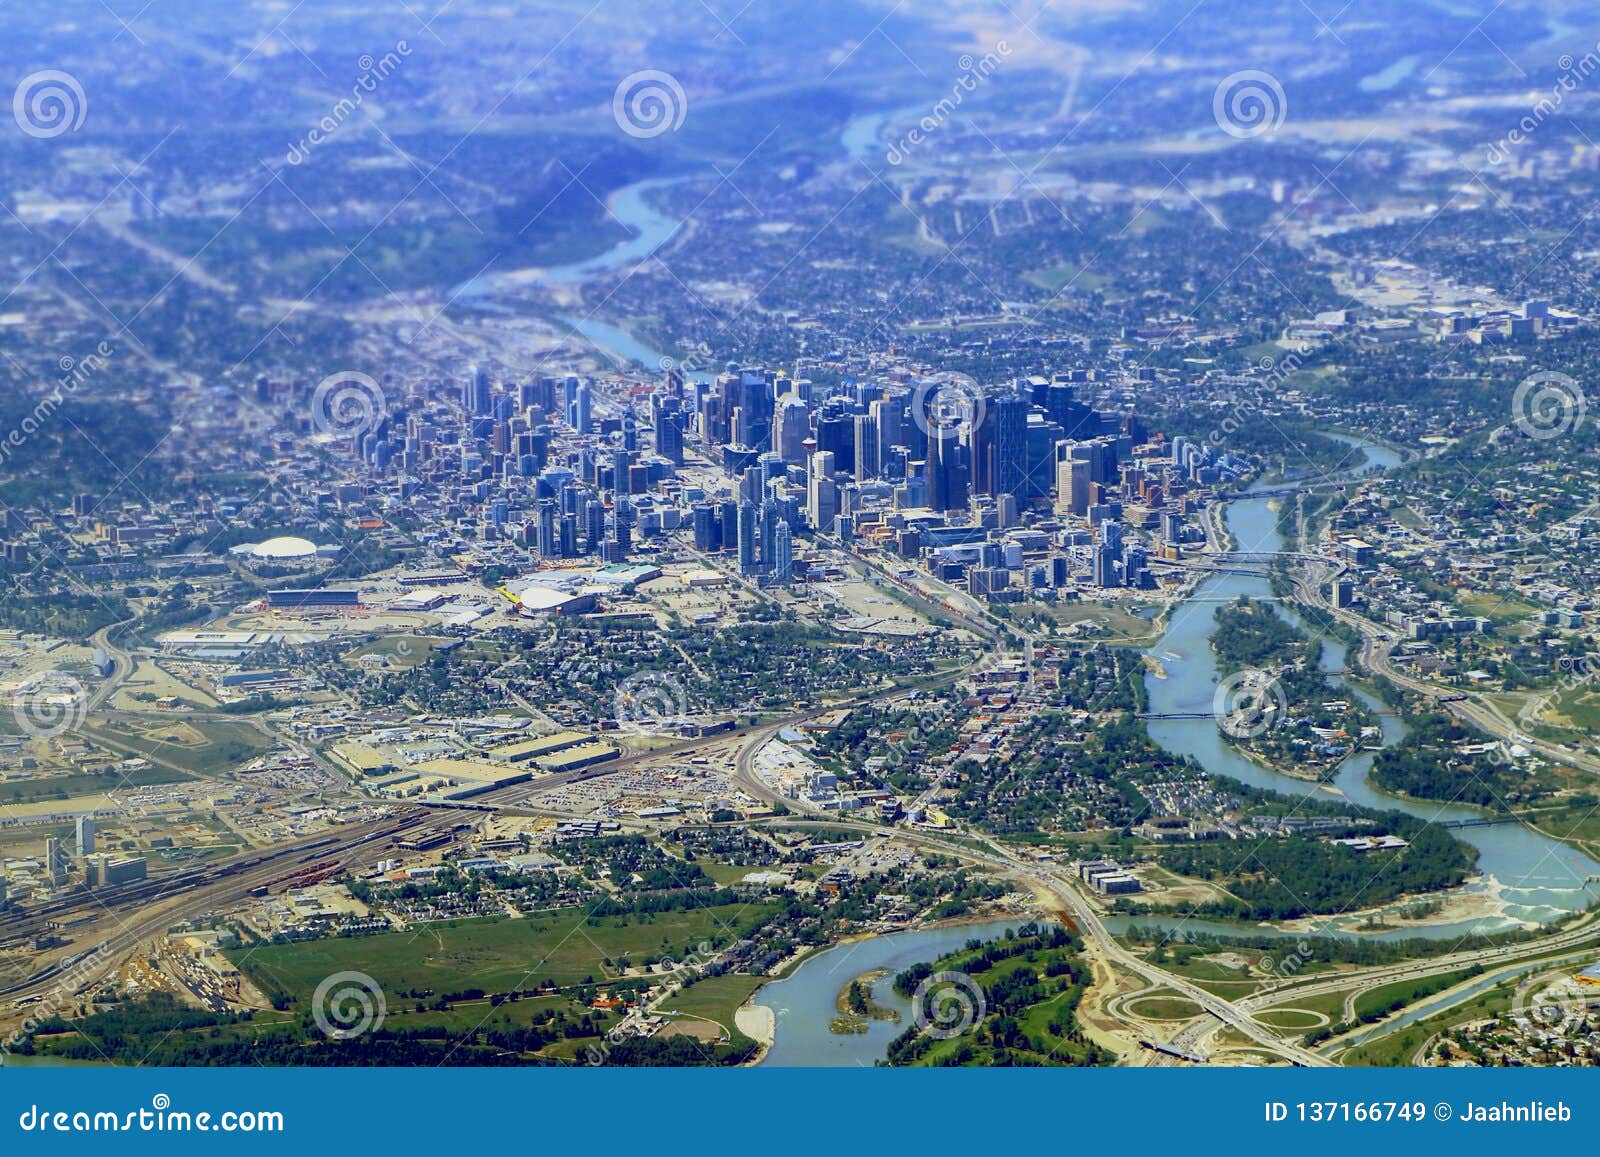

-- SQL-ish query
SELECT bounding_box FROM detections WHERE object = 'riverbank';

[1142,433,1600,937]
[745,912,1044,1066]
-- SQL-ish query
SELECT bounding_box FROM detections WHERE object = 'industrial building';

[1078,858,1142,895]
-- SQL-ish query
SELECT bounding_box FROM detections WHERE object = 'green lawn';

[233,905,778,1002]
[666,974,767,1030]
[82,719,274,776]
[0,765,190,804]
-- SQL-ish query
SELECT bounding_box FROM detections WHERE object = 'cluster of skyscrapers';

[312,358,1245,596]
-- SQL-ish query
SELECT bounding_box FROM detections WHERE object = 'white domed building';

[229,536,338,568]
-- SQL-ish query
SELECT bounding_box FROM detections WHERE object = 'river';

[447,105,919,371]
[756,432,1599,1064]
[1139,433,1600,938]
[754,919,1033,1066]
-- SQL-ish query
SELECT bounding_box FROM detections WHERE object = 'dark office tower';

[536,500,558,558]
[772,520,793,583]
[735,370,774,449]
[853,413,880,480]
[578,446,599,487]
[737,501,759,575]
[700,392,729,449]
[928,430,968,511]
[1047,380,1096,439]
[898,392,927,461]
[990,393,1029,499]
[465,363,493,417]
[611,519,631,557]
[815,415,853,465]
[660,411,685,465]
[560,483,583,518]
[759,452,785,492]
[519,375,547,411]
[612,447,632,495]
[737,467,763,506]
[692,503,718,552]
[870,397,902,467]
[1087,437,1118,485]
[1023,417,1061,500]
[559,514,578,558]
[620,408,638,452]
[761,497,779,563]
[969,399,994,496]
[653,395,685,465]
[568,381,592,434]
[585,500,607,554]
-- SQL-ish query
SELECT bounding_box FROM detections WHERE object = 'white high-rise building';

[807,451,839,534]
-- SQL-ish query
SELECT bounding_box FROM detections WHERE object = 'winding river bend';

[757,434,1599,1064]
[754,919,1029,1067]
[448,106,919,371]
[1138,435,1600,938]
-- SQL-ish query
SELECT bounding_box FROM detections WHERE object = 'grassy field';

[1024,261,1110,292]
[1339,978,1521,1066]
[344,635,439,669]
[1351,966,1484,1023]
[1008,602,1160,645]
[694,860,764,886]
[0,765,190,805]
[1125,993,1204,1021]
[233,904,779,1002]
[82,719,274,776]
[1253,1007,1326,1030]
[1454,590,1540,622]
[666,974,767,1033]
